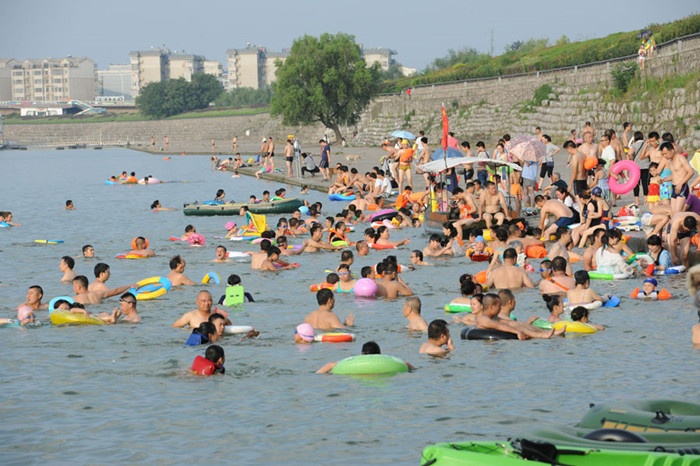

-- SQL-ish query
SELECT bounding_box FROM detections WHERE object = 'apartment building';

[97,64,132,100]
[7,57,96,102]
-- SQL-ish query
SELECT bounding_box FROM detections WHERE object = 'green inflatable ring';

[444,302,472,314]
[330,354,408,375]
[579,399,700,433]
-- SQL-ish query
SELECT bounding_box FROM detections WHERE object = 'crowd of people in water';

[6,120,700,376]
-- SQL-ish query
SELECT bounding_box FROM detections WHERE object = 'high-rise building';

[226,47,266,89]
[169,54,205,81]
[8,57,96,102]
[0,58,21,100]
[97,64,132,100]
[263,51,289,87]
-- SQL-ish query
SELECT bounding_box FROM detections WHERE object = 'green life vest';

[224,285,245,306]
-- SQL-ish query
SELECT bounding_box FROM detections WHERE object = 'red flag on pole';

[441,104,449,151]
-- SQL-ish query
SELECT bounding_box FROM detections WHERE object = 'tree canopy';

[136,74,224,118]
[270,32,382,143]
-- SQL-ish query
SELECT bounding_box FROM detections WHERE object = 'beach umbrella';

[429,147,463,160]
[390,130,416,140]
[508,135,546,163]
[418,156,522,174]
[637,30,653,39]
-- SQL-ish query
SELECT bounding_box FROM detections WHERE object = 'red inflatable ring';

[609,160,641,195]
[314,333,356,343]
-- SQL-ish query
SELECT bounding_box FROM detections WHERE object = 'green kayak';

[421,440,700,465]
[183,198,304,216]
[579,399,700,433]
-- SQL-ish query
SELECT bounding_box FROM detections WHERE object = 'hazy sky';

[1,0,697,71]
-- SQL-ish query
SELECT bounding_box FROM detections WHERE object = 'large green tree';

[271,32,382,143]
[136,74,223,118]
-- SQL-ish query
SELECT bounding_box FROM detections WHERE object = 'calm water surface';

[0,149,697,465]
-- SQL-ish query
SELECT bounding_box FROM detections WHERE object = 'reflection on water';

[0,149,697,464]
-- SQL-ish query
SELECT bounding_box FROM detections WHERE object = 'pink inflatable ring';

[188,233,206,246]
[609,160,641,195]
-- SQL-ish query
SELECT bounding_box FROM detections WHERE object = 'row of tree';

[136,74,223,118]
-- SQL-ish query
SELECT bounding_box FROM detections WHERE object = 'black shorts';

[573,180,588,196]
[285,156,294,162]
[671,183,689,199]
[464,169,474,180]
[319,157,329,169]
[539,163,553,178]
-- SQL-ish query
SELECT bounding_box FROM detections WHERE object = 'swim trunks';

[573,180,587,196]
[285,156,294,163]
[555,215,576,228]
[671,183,689,199]
[319,156,329,168]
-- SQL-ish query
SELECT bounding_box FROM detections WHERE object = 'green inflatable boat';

[579,399,700,433]
[421,439,700,465]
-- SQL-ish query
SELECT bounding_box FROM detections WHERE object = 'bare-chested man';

[167,255,196,286]
[641,205,672,237]
[547,227,574,275]
[640,131,662,165]
[304,289,354,330]
[540,256,576,295]
[18,285,48,312]
[129,236,155,257]
[267,136,275,171]
[284,138,294,177]
[580,131,598,159]
[479,181,510,229]
[59,256,76,283]
[304,225,344,252]
[375,263,414,298]
[582,228,605,271]
[172,290,231,328]
[660,142,694,215]
[88,263,135,298]
[507,224,544,250]
[73,275,135,305]
[485,248,534,289]
[667,212,700,267]
[212,245,232,263]
[564,141,588,198]
[475,293,564,339]
[535,195,576,240]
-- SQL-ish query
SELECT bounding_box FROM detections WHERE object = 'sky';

[1,0,698,71]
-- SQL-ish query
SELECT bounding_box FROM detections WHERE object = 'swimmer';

[167,255,196,286]
[129,236,155,257]
[304,225,344,252]
[213,245,231,263]
[538,257,575,295]
[217,274,255,305]
[452,293,484,325]
[64,200,76,210]
[403,296,428,332]
[18,285,48,312]
[374,225,410,248]
[409,249,431,267]
[566,270,609,307]
[95,292,141,324]
[335,264,356,292]
[355,240,370,256]
[484,248,534,289]
[82,244,95,258]
[497,289,517,320]
[570,306,605,330]
[208,313,227,340]
[182,224,196,241]
[185,322,219,346]
[59,256,76,283]
[294,323,315,344]
[423,234,453,257]
[259,247,295,271]
[419,319,454,356]
[546,227,574,275]
[16,305,36,325]
[276,236,307,256]
[173,290,231,328]
[304,289,354,330]
[88,263,135,298]
[73,275,136,305]
[316,341,415,373]
[532,294,565,324]
[151,200,174,211]
[375,263,414,298]
[191,344,226,376]
[476,293,565,339]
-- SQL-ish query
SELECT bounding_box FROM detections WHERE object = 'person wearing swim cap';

[17,305,35,325]
[640,277,659,298]
[294,323,315,344]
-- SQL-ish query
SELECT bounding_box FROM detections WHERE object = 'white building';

[97,64,132,101]
[361,48,396,71]
[9,57,96,102]
[0,58,21,101]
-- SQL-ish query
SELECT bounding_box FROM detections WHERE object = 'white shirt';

[380,177,392,195]
[595,247,634,276]
[601,146,615,168]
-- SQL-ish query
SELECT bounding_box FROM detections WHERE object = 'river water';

[0,148,697,465]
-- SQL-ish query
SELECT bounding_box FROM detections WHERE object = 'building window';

[35,88,42,92]
[34,70,42,75]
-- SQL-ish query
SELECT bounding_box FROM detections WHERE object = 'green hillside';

[384,14,700,92]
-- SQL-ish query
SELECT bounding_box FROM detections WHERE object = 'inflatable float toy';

[331,240,349,247]
[34,240,64,244]
[368,243,395,250]
[367,209,399,223]
[466,249,493,262]
[147,178,160,184]
[461,327,517,340]
[49,296,75,313]
[131,237,149,250]
[0,320,21,328]
[50,310,105,326]
[310,282,335,292]
[329,193,356,201]
[314,333,356,343]
[563,295,619,311]
[444,303,472,314]
[105,180,119,185]
[552,320,597,334]
[609,160,641,195]
[169,236,185,241]
[579,399,700,433]
[475,270,488,285]
[531,318,554,329]
[115,254,148,259]
[371,220,396,229]
[274,262,299,268]
[654,265,686,275]
[224,325,254,335]
[129,276,172,300]
[421,439,700,465]
[330,354,408,376]
[525,245,548,259]
[588,271,632,280]
[629,288,672,300]
[202,272,221,284]
[0,222,10,228]
[481,230,493,241]
[187,233,206,246]
[584,157,598,170]
[353,278,377,297]
[226,251,251,260]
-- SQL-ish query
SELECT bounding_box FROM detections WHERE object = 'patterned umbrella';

[508,135,546,163]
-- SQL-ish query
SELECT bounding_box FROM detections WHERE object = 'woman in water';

[151,200,174,211]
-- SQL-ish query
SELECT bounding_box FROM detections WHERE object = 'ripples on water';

[0,149,697,464]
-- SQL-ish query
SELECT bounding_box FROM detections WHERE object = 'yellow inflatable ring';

[130,276,172,300]
[552,320,597,334]
[50,310,105,326]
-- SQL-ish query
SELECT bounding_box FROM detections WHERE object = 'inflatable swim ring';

[329,193,356,201]
[609,160,641,195]
[564,300,603,311]
[224,325,253,335]
[588,272,632,280]
[169,236,185,241]
[49,296,75,313]
[314,333,356,343]
[531,318,554,329]
[50,310,105,326]
[310,282,335,292]
[115,254,148,259]
[461,327,517,340]
[331,240,349,247]
[130,276,172,300]
[34,240,64,244]
[367,209,399,223]
[444,303,472,314]
[202,272,221,285]
[105,180,118,185]
[525,245,547,259]
[131,237,149,250]
[226,251,251,261]
[330,354,408,375]
[552,320,597,334]
[368,243,395,250]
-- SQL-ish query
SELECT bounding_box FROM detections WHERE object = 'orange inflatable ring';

[366,204,379,211]
[131,237,149,250]
[525,245,547,259]
[314,333,356,343]
[310,282,334,292]
[369,243,395,250]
